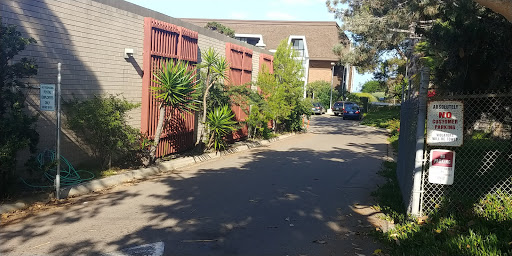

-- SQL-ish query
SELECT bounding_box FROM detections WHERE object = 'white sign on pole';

[429,149,455,185]
[426,100,464,147]
[40,84,56,111]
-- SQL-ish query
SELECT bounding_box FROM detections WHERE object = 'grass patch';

[361,106,400,151]
[371,161,408,223]
[373,161,512,256]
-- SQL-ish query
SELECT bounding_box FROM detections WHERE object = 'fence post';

[410,67,429,216]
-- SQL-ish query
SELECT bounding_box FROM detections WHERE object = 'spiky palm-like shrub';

[149,60,199,165]
[206,105,237,151]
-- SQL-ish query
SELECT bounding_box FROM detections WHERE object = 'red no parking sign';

[429,149,456,185]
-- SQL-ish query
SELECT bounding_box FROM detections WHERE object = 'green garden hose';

[21,150,95,188]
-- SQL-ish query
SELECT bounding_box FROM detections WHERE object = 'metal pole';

[56,63,61,200]
[410,67,429,216]
[342,64,348,100]
[329,64,334,109]
[403,57,407,102]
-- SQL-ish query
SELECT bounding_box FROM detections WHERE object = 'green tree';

[361,80,384,93]
[327,0,425,72]
[373,57,406,100]
[205,22,235,38]
[0,19,39,196]
[197,48,230,148]
[258,40,305,132]
[416,1,512,91]
[307,80,341,109]
[328,0,512,92]
[149,60,199,165]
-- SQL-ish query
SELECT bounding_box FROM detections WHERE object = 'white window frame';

[288,35,309,98]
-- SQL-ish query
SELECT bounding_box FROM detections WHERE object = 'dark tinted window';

[345,104,359,111]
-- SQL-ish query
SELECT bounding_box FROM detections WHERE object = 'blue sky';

[124,0,372,91]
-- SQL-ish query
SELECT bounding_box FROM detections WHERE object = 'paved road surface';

[0,115,389,256]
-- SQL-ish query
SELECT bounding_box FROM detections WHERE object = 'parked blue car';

[342,104,362,120]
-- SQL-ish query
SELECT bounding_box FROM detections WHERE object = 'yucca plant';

[206,105,237,151]
[197,48,230,147]
[148,60,199,165]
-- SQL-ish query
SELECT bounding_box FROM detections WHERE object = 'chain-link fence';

[420,91,512,215]
[396,97,419,213]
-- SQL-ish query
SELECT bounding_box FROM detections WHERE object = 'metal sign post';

[56,63,61,199]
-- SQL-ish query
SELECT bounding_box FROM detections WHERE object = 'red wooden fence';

[259,53,274,74]
[258,53,275,129]
[225,43,253,140]
[141,18,198,157]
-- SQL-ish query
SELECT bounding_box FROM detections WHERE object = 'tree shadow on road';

[1,128,390,255]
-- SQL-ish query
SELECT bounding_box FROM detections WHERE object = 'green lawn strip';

[366,108,512,255]
[372,162,512,255]
[361,106,400,151]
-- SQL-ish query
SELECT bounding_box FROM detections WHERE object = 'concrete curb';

[1,133,296,215]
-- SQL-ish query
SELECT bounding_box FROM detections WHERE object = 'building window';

[235,34,266,47]
[291,39,305,57]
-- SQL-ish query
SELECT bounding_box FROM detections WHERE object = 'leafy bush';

[0,20,39,196]
[307,80,341,109]
[475,191,512,222]
[347,92,379,104]
[205,22,235,38]
[64,95,140,168]
[246,105,271,139]
[207,105,238,151]
[283,99,311,132]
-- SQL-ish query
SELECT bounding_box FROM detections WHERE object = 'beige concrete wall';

[1,0,271,164]
[1,0,145,164]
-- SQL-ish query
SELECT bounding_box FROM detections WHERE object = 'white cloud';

[266,11,297,20]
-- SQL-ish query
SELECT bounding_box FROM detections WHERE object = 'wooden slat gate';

[225,43,253,141]
[259,53,274,75]
[259,53,274,128]
[141,17,198,158]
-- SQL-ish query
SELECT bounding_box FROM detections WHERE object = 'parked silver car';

[311,102,326,115]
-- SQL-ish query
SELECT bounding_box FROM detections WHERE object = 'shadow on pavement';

[1,116,389,256]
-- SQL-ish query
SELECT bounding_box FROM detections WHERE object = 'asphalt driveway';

[0,114,390,256]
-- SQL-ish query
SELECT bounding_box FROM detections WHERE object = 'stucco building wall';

[0,0,271,164]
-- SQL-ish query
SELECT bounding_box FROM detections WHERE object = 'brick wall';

[308,61,332,83]
[308,60,344,90]
[1,0,272,164]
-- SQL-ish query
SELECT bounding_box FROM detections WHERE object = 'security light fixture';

[124,48,134,59]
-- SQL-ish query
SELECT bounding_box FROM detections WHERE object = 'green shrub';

[64,95,140,168]
[207,105,238,151]
[247,105,271,139]
[347,92,379,104]
[0,20,39,196]
[374,163,512,256]
[205,22,235,38]
[475,192,512,222]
